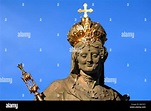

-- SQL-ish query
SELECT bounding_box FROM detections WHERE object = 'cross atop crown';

[78,3,93,18]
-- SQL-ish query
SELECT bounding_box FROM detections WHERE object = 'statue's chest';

[74,84,114,100]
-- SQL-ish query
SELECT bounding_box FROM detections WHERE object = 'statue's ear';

[99,45,108,63]
[70,52,80,74]
[122,94,130,101]
[102,46,108,63]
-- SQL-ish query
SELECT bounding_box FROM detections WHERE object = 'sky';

[0,0,151,100]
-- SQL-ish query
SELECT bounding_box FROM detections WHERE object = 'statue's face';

[77,45,100,74]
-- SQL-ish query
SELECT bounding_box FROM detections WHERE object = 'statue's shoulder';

[103,85,130,101]
[103,85,121,94]
[44,79,66,92]
[42,79,68,100]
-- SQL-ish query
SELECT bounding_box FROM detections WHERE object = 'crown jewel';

[67,3,107,47]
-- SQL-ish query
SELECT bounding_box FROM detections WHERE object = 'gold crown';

[67,3,107,47]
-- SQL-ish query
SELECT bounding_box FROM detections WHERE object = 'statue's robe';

[42,74,127,101]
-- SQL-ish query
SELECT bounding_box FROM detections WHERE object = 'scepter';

[17,63,43,101]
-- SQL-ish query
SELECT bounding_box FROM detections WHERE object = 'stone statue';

[41,3,130,101]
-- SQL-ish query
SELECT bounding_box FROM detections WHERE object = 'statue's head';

[66,3,108,84]
[67,15,108,84]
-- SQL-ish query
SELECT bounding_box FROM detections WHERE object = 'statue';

[41,3,130,101]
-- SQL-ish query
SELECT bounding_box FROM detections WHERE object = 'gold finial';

[17,63,43,101]
[78,3,93,18]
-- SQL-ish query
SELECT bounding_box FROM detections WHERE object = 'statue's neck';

[79,70,100,89]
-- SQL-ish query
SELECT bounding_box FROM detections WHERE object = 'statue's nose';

[86,53,92,62]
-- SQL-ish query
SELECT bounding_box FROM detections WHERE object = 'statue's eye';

[81,54,87,58]
[92,53,98,58]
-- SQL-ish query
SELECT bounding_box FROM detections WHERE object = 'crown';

[67,3,107,47]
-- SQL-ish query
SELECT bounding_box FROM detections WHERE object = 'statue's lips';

[86,64,93,67]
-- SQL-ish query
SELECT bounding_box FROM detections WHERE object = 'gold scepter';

[17,63,43,101]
